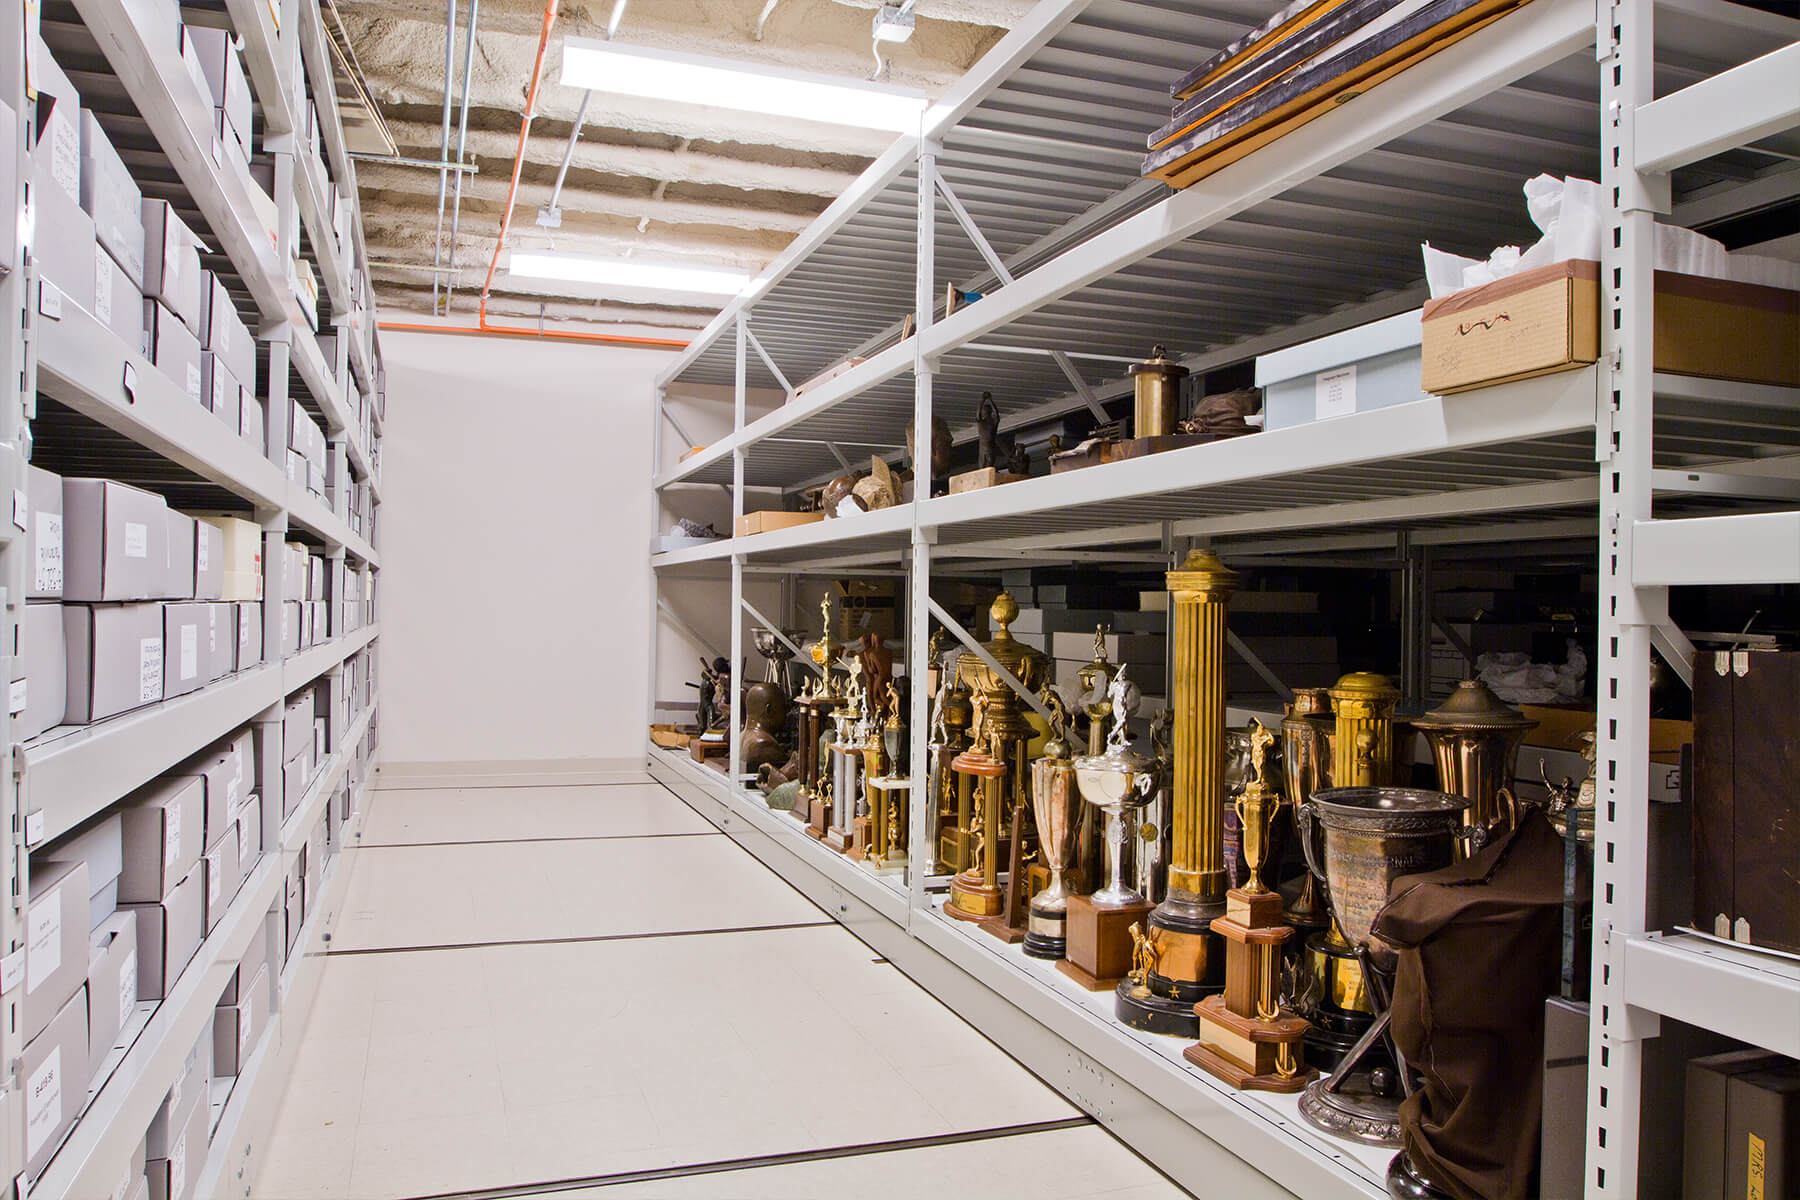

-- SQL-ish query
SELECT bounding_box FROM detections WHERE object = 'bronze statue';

[694,656,730,733]
[741,682,790,775]
[976,392,1001,469]
[858,633,893,711]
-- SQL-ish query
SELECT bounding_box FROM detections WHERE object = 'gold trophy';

[823,674,864,853]
[929,673,973,873]
[1187,720,1316,1092]
[947,693,1007,921]
[851,686,888,863]
[800,597,843,840]
[1117,548,1236,1037]
[863,684,909,874]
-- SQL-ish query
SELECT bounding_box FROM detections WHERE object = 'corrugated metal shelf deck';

[25,625,378,847]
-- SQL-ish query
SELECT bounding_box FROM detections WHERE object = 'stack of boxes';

[19,853,92,1176]
[213,920,270,1079]
[18,468,267,735]
[280,687,326,821]
[287,404,328,501]
[142,1027,212,1200]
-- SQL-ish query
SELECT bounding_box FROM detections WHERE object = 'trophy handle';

[1297,802,1325,885]
[1496,785,1521,831]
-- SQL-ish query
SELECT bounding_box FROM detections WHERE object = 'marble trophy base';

[1021,901,1066,960]
[860,849,907,876]
[1057,894,1150,992]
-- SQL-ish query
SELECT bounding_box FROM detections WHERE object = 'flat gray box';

[160,511,194,600]
[1257,309,1427,432]
[190,519,222,600]
[140,200,201,334]
[21,984,86,1178]
[78,110,144,288]
[63,602,163,723]
[86,909,136,1084]
[144,300,202,407]
[22,857,88,1045]
[212,962,267,1077]
[15,600,66,741]
[26,464,63,599]
[94,238,144,349]
[279,601,300,657]
[234,602,263,670]
[203,602,233,683]
[31,39,82,204]
[40,811,122,933]
[64,478,167,602]
[199,353,240,437]
[161,602,208,699]
[201,823,239,935]
[197,272,254,389]
[35,177,98,314]
[281,753,307,821]
[124,861,203,1000]
[169,743,237,849]
[118,775,205,903]
[282,694,311,762]
[219,905,268,1007]
[235,796,261,882]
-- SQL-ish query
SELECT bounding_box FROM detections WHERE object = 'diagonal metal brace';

[931,165,1108,422]
[657,596,725,665]
[743,326,794,396]
[927,598,1056,726]
[1650,622,1696,689]
[739,596,822,676]
[1226,631,1294,703]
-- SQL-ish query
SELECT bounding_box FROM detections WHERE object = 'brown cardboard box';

[1517,703,1692,759]
[1685,1050,1791,1200]
[1423,260,1800,393]
[733,509,823,537]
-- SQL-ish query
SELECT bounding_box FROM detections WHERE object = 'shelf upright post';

[907,136,938,916]
[729,317,747,786]
[645,386,664,729]
[1589,0,1668,1193]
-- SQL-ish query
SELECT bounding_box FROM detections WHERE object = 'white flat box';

[87,910,137,1082]
[78,110,144,288]
[309,556,325,599]
[0,99,13,272]
[198,272,254,388]
[162,602,209,699]
[21,984,86,1178]
[40,812,122,932]
[145,1075,207,1200]
[31,38,82,204]
[204,602,234,682]
[36,177,98,315]
[298,601,313,648]
[280,601,300,656]
[94,239,144,349]
[202,822,239,934]
[241,390,265,457]
[63,602,164,723]
[199,353,241,436]
[140,201,203,335]
[234,602,263,670]
[23,858,88,1045]
[282,693,311,761]
[64,479,168,602]
[189,518,222,600]
[119,775,205,904]
[170,744,238,849]
[1256,309,1426,432]
[144,300,203,408]
[281,753,307,820]
[212,961,266,1076]
[282,858,301,955]
[124,862,204,999]
[161,510,195,600]
[27,464,65,599]
[196,516,261,599]
[14,600,65,740]
[180,26,250,158]
[235,795,261,880]
[219,909,268,1009]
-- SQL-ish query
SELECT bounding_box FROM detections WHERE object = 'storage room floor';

[253,776,1191,1199]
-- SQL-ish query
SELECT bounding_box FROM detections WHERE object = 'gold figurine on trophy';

[1186,719,1317,1092]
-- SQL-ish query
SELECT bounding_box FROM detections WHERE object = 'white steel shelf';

[34,296,289,510]
[216,0,293,136]
[293,147,349,319]
[1633,510,1800,586]
[652,504,914,570]
[1634,40,1800,174]
[1622,933,1800,1060]
[287,485,378,566]
[279,700,373,854]
[26,626,378,847]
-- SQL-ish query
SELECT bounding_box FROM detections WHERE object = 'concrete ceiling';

[332,0,1024,333]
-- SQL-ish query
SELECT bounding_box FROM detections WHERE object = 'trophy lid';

[1414,679,1537,733]
[1328,671,1400,704]
[1127,344,1189,382]
[1165,546,1238,594]
[956,591,1046,681]
[1287,686,1331,719]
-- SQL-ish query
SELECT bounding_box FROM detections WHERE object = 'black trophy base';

[1022,931,1065,960]
[1387,1152,1456,1199]
[1114,979,1201,1038]
[1304,1014,1373,1073]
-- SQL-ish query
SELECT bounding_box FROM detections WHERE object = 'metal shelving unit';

[2,0,385,1187]
[645,1,1799,1195]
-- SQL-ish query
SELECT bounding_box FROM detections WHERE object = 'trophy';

[1187,720,1317,1092]
[799,598,843,838]
[1117,548,1236,1037]
[824,675,865,853]
[1280,689,1333,935]
[929,673,973,873]
[1413,679,1533,846]
[863,683,909,874]
[947,694,1007,921]
[1074,626,1118,891]
[1295,785,1469,1146]
[1024,692,1080,960]
[1058,667,1158,991]
[851,687,888,863]
[752,627,798,695]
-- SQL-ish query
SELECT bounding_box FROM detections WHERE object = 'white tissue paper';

[1422,175,1800,298]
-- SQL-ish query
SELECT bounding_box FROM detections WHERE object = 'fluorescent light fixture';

[560,37,928,133]
[508,251,752,295]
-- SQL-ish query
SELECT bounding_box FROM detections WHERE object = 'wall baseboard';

[374,757,649,789]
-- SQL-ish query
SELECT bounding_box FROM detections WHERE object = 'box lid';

[1256,308,1423,387]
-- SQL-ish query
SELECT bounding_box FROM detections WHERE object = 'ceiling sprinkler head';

[872,5,914,43]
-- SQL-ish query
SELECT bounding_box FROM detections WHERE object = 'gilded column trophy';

[1187,720,1316,1092]
[824,675,865,853]
[947,693,1007,921]
[1117,548,1237,1036]
[929,672,973,873]
[1059,667,1158,991]
[851,684,887,862]
[1024,692,1081,960]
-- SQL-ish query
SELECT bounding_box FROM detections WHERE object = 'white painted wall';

[379,330,676,770]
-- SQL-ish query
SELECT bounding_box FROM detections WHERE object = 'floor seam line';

[354,831,719,849]
[318,921,838,957]
[373,780,656,791]
[381,1116,1098,1200]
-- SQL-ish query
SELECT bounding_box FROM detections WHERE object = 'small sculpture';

[859,633,893,710]
[851,457,898,511]
[907,415,954,481]
[1105,664,1139,751]
[820,474,860,518]
[1128,922,1161,987]
[694,656,730,733]
[1005,439,1028,477]
[976,392,1001,469]
[741,683,790,775]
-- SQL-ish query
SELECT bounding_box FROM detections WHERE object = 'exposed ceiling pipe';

[442,0,482,309]
[379,320,688,348]
[430,0,457,311]
[607,0,628,37]
[539,88,592,229]
[478,0,559,333]
[754,0,781,40]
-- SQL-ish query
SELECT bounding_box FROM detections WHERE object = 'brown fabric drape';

[1373,808,1569,1200]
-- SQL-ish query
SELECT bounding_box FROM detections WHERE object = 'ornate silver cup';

[1072,743,1158,907]
[1024,756,1081,959]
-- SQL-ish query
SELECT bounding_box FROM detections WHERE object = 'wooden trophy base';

[946,874,1001,922]
[822,827,854,853]
[1057,894,1151,992]
[1186,997,1316,1093]
[949,467,1026,494]
[978,915,1026,944]
[848,817,873,861]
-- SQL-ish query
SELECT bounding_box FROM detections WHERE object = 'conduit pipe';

[443,0,482,308]
[430,0,457,310]
[378,319,688,348]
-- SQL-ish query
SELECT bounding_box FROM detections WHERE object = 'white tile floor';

[253,777,1192,1200]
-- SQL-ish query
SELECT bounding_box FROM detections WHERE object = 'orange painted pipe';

[478,0,555,336]
[378,320,688,348]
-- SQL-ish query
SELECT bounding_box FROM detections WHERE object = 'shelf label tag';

[23,810,44,846]
[36,282,60,320]
[26,885,60,993]
[124,521,148,558]
[35,512,61,593]
[25,1045,60,1159]
[94,251,112,325]
[1315,365,1356,421]
[118,948,136,1028]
